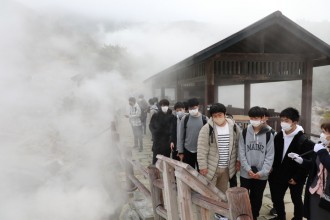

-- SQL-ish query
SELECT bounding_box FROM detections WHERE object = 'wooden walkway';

[116,115,302,220]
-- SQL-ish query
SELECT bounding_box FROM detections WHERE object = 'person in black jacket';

[170,102,186,161]
[149,99,175,164]
[268,107,315,220]
[289,121,330,220]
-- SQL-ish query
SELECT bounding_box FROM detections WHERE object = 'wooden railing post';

[226,187,252,220]
[148,165,165,220]
[177,178,194,220]
[125,149,137,192]
[162,160,179,220]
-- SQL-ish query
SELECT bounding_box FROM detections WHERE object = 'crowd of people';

[126,95,330,220]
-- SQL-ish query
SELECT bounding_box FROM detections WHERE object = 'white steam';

[0,2,131,219]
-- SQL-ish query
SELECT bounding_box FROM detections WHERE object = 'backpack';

[208,123,238,145]
[183,114,207,147]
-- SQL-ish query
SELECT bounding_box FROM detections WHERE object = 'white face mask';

[250,120,262,127]
[176,111,185,118]
[281,122,292,131]
[213,117,225,126]
[189,109,199,116]
[161,106,169,113]
[320,133,330,146]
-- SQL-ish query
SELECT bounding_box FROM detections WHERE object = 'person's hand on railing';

[235,160,241,171]
[199,169,208,176]
[170,142,174,151]
[178,153,184,161]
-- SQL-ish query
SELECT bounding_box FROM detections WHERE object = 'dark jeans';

[171,150,180,161]
[141,117,147,135]
[240,176,267,219]
[183,148,199,171]
[131,125,143,149]
[152,144,171,165]
[269,179,304,220]
[229,173,238,187]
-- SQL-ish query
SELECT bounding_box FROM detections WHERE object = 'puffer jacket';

[197,117,240,181]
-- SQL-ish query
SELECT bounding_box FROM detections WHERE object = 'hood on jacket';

[246,123,272,142]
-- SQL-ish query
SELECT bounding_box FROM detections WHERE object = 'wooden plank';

[177,178,194,220]
[153,179,164,189]
[200,207,209,220]
[129,159,149,179]
[125,151,136,192]
[128,174,151,199]
[214,52,308,61]
[175,167,226,201]
[156,155,190,169]
[162,161,179,220]
[156,205,167,219]
[192,193,229,217]
[148,165,165,220]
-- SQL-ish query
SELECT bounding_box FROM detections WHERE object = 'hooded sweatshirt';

[239,124,275,180]
[281,125,304,160]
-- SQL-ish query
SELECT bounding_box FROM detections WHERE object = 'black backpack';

[208,123,238,144]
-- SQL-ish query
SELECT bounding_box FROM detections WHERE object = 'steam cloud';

[0,2,131,219]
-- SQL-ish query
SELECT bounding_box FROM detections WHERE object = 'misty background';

[1,0,330,219]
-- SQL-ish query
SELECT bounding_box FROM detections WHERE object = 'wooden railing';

[124,150,252,220]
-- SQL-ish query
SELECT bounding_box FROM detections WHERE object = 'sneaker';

[269,207,277,216]
[214,213,228,220]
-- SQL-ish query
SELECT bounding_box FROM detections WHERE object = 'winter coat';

[269,129,315,184]
[149,109,175,151]
[197,117,240,181]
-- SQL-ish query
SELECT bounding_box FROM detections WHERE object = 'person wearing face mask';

[170,102,186,161]
[177,98,208,170]
[239,106,275,220]
[268,107,315,220]
[197,103,240,194]
[149,99,175,164]
[288,121,330,220]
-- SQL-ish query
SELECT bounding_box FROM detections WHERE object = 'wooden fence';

[124,150,252,220]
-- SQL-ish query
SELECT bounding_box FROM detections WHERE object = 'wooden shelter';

[144,11,330,134]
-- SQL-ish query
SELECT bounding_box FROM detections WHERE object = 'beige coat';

[197,117,240,181]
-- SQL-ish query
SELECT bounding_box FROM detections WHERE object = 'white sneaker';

[214,213,228,220]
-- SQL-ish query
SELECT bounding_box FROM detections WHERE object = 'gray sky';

[15,0,330,23]
[12,0,330,78]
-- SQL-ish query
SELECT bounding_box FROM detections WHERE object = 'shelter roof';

[145,11,330,83]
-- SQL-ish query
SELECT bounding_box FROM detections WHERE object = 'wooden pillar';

[176,83,183,101]
[161,86,165,99]
[301,61,313,134]
[162,161,179,220]
[205,59,215,112]
[226,187,253,220]
[244,81,251,115]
